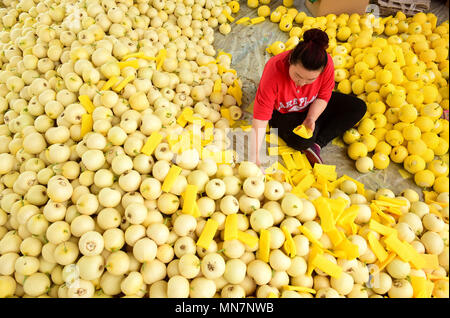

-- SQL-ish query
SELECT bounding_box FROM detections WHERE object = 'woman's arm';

[249,118,269,166]
[302,98,328,132]
[303,54,334,131]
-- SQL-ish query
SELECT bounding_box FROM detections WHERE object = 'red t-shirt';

[253,50,335,121]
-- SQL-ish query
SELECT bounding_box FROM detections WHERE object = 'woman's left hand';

[302,117,315,133]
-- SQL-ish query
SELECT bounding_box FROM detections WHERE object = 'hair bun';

[303,28,329,50]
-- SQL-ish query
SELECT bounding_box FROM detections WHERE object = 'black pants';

[268,92,367,150]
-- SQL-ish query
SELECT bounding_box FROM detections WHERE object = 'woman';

[250,28,367,167]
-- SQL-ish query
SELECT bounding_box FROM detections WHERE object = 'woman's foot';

[304,143,323,166]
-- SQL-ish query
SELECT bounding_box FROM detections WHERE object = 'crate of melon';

[305,0,370,17]
[372,0,430,17]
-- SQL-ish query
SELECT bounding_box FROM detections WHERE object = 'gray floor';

[214,0,449,195]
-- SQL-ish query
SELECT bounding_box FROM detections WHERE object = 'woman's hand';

[302,117,316,133]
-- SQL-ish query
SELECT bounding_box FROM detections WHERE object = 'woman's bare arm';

[302,98,328,132]
[249,118,269,166]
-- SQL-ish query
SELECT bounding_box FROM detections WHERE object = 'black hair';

[289,28,329,71]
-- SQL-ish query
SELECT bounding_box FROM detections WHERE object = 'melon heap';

[0,0,448,299]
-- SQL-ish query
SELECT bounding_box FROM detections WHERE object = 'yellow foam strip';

[313,197,335,233]
[376,196,409,207]
[118,59,139,69]
[220,108,235,126]
[292,151,305,170]
[182,184,198,216]
[374,206,396,226]
[420,254,440,270]
[113,74,135,92]
[368,231,389,263]
[383,206,403,216]
[291,187,308,199]
[326,228,345,247]
[336,238,360,260]
[121,52,145,60]
[298,225,323,249]
[80,114,93,138]
[411,276,434,298]
[370,204,382,223]
[369,219,397,236]
[78,95,95,114]
[156,49,167,70]
[403,241,426,269]
[197,218,218,249]
[236,17,250,24]
[372,200,404,209]
[229,81,242,106]
[279,146,297,155]
[203,121,214,143]
[327,180,339,193]
[193,202,201,218]
[281,226,296,258]
[237,231,258,249]
[250,16,265,24]
[384,233,415,263]
[276,162,290,175]
[294,173,316,192]
[291,169,310,185]
[141,132,163,156]
[293,125,313,139]
[314,165,338,181]
[224,214,238,241]
[177,107,194,127]
[311,253,343,279]
[372,252,397,275]
[101,76,119,91]
[337,205,359,227]
[258,229,271,262]
[161,165,182,193]
[307,245,324,276]
[213,78,222,93]
[283,285,316,294]
[121,52,156,61]
[217,64,226,75]
[301,153,312,170]
[281,153,297,171]
[329,197,348,221]
[277,136,287,146]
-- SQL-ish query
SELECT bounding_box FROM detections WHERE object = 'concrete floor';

[214,0,449,195]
